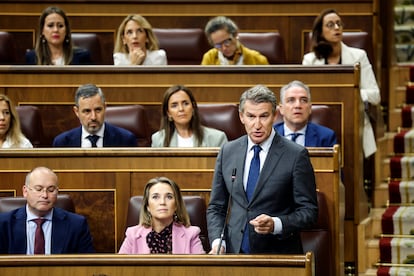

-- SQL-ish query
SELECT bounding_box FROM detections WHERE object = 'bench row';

[0,30,372,66]
[16,103,341,147]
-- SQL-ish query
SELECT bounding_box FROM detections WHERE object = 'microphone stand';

[217,168,237,255]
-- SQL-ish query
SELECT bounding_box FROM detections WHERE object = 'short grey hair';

[75,84,106,107]
[239,84,277,113]
[204,16,239,43]
[279,80,311,104]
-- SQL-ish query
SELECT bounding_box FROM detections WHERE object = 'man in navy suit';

[273,80,337,147]
[0,166,95,254]
[53,84,137,147]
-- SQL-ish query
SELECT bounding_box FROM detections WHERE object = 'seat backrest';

[0,194,75,213]
[15,105,45,147]
[300,191,332,276]
[304,31,374,64]
[198,103,245,141]
[0,32,17,64]
[72,33,102,65]
[126,195,210,252]
[238,32,286,64]
[153,28,210,65]
[105,105,151,147]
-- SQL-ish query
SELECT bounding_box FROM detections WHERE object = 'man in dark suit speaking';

[207,84,318,254]
[53,84,137,147]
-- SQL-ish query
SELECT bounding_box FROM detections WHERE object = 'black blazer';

[25,47,92,65]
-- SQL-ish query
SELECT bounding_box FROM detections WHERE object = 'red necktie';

[33,218,46,254]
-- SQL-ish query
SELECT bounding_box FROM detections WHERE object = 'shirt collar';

[26,204,53,221]
[283,124,307,137]
[247,128,276,153]
[81,123,105,140]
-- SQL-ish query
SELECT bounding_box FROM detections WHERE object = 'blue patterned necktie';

[87,135,99,147]
[241,144,261,253]
[290,132,302,143]
[245,145,261,201]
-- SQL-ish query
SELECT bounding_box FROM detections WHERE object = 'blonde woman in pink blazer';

[118,177,205,254]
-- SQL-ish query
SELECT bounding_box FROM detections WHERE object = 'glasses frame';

[213,37,233,49]
[324,21,344,30]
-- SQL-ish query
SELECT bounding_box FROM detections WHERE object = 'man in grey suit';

[207,84,318,254]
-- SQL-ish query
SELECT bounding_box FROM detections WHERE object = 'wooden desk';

[0,64,355,267]
[0,253,314,276]
[0,146,342,275]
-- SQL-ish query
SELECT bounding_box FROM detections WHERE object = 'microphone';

[217,168,237,255]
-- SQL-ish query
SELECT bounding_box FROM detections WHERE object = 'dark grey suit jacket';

[207,132,318,254]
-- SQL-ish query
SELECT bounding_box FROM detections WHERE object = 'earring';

[65,37,69,44]
[168,117,173,122]
[173,213,178,221]
[40,35,46,44]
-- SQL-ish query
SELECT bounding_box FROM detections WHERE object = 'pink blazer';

[118,223,205,254]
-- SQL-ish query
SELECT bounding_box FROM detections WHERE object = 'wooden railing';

[0,253,315,276]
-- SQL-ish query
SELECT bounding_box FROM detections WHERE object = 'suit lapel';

[172,223,185,253]
[51,208,68,253]
[250,134,285,202]
[235,137,249,204]
[305,123,318,147]
[13,208,28,253]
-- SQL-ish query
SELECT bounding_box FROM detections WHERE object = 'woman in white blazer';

[151,85,228,147]
[302,8,380,158]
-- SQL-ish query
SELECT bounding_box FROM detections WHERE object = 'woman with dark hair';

[118,176,205,254]
[302,8,380,158]
[151,85,228,147]
[25,6,91,65]
[0,94,32,148]
[113,14,167,65]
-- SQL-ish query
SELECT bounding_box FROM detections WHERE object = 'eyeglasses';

[324,21,344,30]
[26,185,58,194]
[213,37,233,49]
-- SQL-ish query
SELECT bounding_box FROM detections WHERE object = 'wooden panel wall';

[0,0,378,64]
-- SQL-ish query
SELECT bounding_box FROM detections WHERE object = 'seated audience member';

[274,80,337,147]
[119,176,205,254]
[25,6,92,65]
[151,85,228,147]
[0,94,33,148]
[113,14,167,66]
[201,16,268,65]
[0,166,95,254]
[53,84,137,147]
[302,8,379,157]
